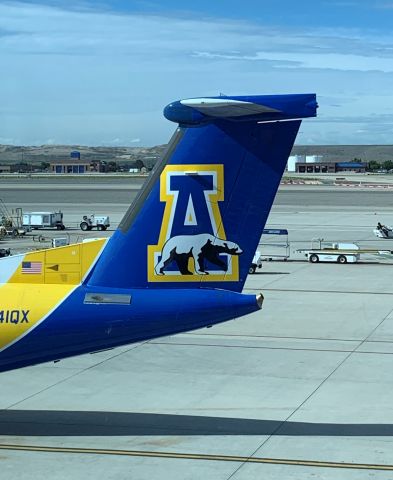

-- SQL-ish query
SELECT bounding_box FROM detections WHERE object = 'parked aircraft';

[0,93,317,372]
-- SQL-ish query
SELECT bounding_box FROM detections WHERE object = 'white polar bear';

[155,233,242,275]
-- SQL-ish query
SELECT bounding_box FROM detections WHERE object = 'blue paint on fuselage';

[0,286,259,372]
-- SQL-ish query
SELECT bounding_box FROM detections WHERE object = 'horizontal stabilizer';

[164,94,317,126]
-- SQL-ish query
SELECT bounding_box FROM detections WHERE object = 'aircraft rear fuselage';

[0,283,260,372]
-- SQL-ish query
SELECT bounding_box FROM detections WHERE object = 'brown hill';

[1,144,393,167]
[0,145,167,169]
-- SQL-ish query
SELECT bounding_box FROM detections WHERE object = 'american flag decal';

[22,261,42,274]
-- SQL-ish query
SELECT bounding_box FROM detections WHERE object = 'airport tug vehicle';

[80,214,110,231]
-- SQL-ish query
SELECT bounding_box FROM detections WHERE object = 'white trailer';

[23,211,65,230]
[298,241,393,264]
[259,228,290,261]
[303,246,360,264]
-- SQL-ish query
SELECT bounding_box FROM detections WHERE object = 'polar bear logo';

[155,233,242,275]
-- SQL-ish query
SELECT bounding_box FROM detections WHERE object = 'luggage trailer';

[297,241,393,264]
[249,228,289,273]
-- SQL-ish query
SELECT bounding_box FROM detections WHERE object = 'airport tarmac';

[2,180,393,478]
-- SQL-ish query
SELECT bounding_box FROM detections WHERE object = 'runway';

[2,178,393,479]
[2,177,393,208]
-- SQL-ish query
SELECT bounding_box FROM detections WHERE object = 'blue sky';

[1,0,393,146]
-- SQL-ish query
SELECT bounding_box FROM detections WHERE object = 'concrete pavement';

[1,181,393,478]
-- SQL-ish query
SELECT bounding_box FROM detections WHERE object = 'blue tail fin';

[88,94,317,292]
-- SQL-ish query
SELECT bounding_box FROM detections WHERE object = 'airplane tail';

[87,94,317,292]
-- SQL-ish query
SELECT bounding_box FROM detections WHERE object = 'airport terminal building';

[288,155,368,174]
[295,161,367,174]
[50,159,91,174]
[49,150,97,174]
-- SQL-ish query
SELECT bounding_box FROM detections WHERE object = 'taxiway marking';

[0,443,392,471]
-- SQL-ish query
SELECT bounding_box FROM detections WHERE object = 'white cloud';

[195,50,393,73]
[0,137,20,145]
[376,2,393,9]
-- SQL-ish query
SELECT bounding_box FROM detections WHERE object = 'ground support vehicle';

[23,212,65,230]
[259,228,290,261]
[249,228,289,271]
[374,225,393,239]
[0,200,27,236]
[249,250,263,274]
[302,248,360,264]
[1,219,27,237]
[298,241,393,264]
[4,226,27,237]
[80,215,110,231]
[0,248,10,258]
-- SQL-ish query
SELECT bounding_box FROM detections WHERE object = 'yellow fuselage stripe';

[0,239,106,351]
[0,283,75,350]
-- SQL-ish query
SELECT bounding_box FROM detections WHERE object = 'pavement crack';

[4,341,149,410]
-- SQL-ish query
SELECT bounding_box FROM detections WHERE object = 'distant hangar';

[50,159,91,174]
[288,155,367,173]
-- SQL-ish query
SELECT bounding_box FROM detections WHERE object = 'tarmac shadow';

[0,410,392,437]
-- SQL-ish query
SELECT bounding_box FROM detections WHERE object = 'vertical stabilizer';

[87,94,317,292]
